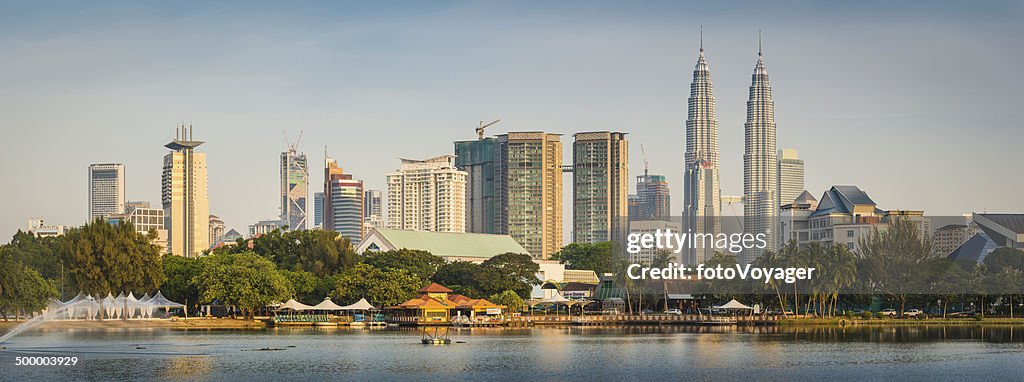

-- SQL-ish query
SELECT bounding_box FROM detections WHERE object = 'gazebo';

[713,299,755,317]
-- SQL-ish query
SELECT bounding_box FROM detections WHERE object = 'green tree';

[858,217,934,315]
[161,255,201,311]
[0,254,58,320]
[431,261,486,297]
[489,290,525,313]
[479,252,540,298]
[60,219,165,296]
[219,229,358,277]
[332,263,420,308]
[192,251,293,318]
[553,242,618,274]
[279,269,319,304]
[982,247,1024,274]
[362,249,444,282]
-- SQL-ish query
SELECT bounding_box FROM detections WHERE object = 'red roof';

[418,282,453,293]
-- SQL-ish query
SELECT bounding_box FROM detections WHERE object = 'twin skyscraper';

[682,33,779,265]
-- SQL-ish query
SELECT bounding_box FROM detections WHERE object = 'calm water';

[2,325,1024,381]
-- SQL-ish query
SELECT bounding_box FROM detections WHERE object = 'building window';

[846,242,855,250]
[847,230,855,238]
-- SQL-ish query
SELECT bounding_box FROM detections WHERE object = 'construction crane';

[638,143,647,176]
[283,130,304,153]
[476,119,501,140]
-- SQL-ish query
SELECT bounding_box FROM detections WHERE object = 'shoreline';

[5,317,1024,335]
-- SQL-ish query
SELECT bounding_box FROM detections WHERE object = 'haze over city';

[1,0,1021,239]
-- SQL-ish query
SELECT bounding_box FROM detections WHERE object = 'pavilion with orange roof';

[387,282,506,325]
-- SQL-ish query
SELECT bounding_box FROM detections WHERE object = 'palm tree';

[650,250,674,312]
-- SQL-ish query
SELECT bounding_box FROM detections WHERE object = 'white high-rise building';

[742,43,779,264]
[162,125,210,258]
[682,39,722,265]
[778,148,804,207]
[386,155,466,233]
[88,163,125,222]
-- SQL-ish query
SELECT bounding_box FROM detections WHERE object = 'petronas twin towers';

[682,35,778,265]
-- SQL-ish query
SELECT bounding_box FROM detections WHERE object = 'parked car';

[878,309,898,317]
[904,309,924,318]
[664,309,683,315]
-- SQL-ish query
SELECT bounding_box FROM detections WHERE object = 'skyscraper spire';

[742,38,779,264]
[683,31,721,265]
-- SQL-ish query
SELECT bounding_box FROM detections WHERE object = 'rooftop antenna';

[476,119,501,140]
[699,25,703,52]
[758,29,763,57]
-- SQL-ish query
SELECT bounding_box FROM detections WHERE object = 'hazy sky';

[1,1,1022,239]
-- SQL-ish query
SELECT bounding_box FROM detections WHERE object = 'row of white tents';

[275,297,377,312]
[47,291,185,320]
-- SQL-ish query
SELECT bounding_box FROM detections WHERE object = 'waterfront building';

[779,191,817,245]
[363,189,384,228]
[742,43,779,263]
[495,132,564,259]
[88,163,125,221]
[162,126,209,258]
[324,155,364,244]
[280,145,308,230]
[27,218,67,238]
[572,131,629,247]
[627,219,683,264]
[636,173,670,221]
[777,148,804,207]
[454,137,500,234]
[313,192,324,229]
[386,155,466,233]
[682,42,722,265]
[388,283,504,324]
[208,214,225,247]
[358,227,528,263]
[249,219,285,237]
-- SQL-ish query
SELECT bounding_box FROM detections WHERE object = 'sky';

[0,0,1022,240]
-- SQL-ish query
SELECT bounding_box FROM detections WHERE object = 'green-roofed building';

[356,227,530,262]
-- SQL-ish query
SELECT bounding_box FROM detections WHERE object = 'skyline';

[2,1,1023,239]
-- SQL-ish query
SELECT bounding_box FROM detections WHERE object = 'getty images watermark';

[625,229,816,284]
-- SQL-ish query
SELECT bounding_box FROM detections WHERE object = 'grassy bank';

[0,318,267,335]
[777,317,1024,326]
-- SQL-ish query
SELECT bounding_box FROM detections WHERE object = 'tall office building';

[364,189,383,227]
[742,43,779,263]
[313,192,324,229]
[280,145,308,230]
[386,155,466,233]
[88,163,125,221]
[572,131,629,246]
[682,41,722,265]
[495,132,563,259]
[454,137,500,234]
[324,155,364,244]
[162,125,210,258]
[777,148,804,207]
[111,201,167,253]
[635,173,670,221]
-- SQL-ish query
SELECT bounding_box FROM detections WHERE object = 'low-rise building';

[27,218,67,238]
[357,227,528,263]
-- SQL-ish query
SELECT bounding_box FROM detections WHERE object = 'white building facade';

[386,155,467,233]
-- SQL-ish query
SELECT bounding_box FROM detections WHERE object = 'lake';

[2,325,1024,381]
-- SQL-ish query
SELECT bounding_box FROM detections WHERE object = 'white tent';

[277,299,315,311]
[101,293,116,319]
[145,291,184,317]
[339,298,378,311]
[124,292,140,319]
[714,299,754,310]
[310,297,344,311]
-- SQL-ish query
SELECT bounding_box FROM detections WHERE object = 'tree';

[362,249,444,282]
[279,269,319,305]
[490,290,525,314]
[192,251,293,318]
[858,217,934,315]
[553,242,618,274]
[219,229,359,277]
[0,255,58,320]
[60,219,165,296]
[982,247,1024,274]
[161,255,201,311]
[431,261,486,298]
[480,252,540,298]
[332,263,420,308]
[650,250,674,311]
